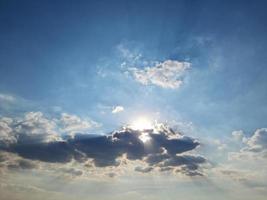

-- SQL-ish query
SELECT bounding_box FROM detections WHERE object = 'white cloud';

[0,117,16,146]
[129,60,191,89]
[232,130,245,142]
[0,94,15,102]
[246,128,267,150]
[229,128,267,160]
[14,112,60,143]
[112,106,124,114]
[59,113,99,135]
[0,112,60,146]
[0,112,100,146]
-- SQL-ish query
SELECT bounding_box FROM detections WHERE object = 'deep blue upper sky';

[1,0,267,135]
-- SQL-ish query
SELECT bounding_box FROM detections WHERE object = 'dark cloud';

[7,159,38,170]
[9,142,74,163]
[0,119,206,176]
[61,168,83,177]
[159,155,206,168]
[135,166,153,173]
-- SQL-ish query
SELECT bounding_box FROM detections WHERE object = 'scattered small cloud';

[112,106,124,114]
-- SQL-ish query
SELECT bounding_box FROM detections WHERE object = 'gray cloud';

[0,113,206,176]
[7,159,39,171]
[134,166,153,173]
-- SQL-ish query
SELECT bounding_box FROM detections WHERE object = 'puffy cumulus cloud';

[112,106,124,114]
[59,113,99,136]
[229,128,267,160]
[202,128,267,193]
[246,128,267,151]
[0,112,61,146]
[232,130,245,142]
[129,60,191,89]
[0,121,206,176]
[0,118,16,146]
[0,112,100,147]
[14,112,60,144]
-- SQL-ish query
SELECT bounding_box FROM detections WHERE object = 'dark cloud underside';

[0,123,206,176]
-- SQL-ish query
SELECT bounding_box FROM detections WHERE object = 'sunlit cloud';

[0,113,206,177]
[128,60,191,89]
[112,106,124,114]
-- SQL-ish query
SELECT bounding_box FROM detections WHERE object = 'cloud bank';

[0,112,206,176]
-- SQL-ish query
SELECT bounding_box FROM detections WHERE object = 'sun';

[130,117,153,131]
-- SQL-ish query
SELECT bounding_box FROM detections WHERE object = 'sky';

[0,0,267,200]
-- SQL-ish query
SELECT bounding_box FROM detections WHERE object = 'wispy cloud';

[0,94,15,102]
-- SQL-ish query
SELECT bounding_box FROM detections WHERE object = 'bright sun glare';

[130,117,153,131]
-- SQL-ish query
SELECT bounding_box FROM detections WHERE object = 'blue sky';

[0,1,267,200]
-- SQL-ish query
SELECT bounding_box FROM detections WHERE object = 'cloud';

[206,128,267,193]
[246,128,267,151]
[117,43,142,62]
[0,151,40,173]
[14,112,60,144]
[129,60,191,89]
[0,94,15,102]
[0,117,206,176]
[0,112,100,147]
[134,166,153,173]
[0,118,16,146]
[112,106,124,114]
[232,130,245,142]
[229,128,267,160]
[59,113,99,135]
[7,159,39,171]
